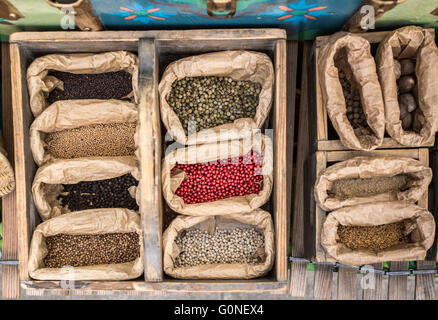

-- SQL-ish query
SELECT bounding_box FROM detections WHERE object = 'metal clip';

[289,257,310,263]
[0,260,19,265]
[313,261,337,266]
[412,269,438,275]
[386,270,412,276]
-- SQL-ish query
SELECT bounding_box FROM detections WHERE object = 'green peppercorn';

[167,76,261,135]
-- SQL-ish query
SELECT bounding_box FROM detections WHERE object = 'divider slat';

[337,267,357,300]
[415,261,436,300]
[288,41,312,297]
[313,264,333,299]
[388,261,409,300]
[1,42,20,299]
[138,38,163,282]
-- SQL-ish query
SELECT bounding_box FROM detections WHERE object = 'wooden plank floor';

[289,40,438,300]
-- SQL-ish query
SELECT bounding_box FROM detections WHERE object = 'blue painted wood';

[89,0,362,39]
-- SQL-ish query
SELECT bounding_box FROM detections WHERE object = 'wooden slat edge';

[138,39,163,282]
[274,39,288,282]
[10,43,29,283]
[9,29,287,42]
[1,42,19,299]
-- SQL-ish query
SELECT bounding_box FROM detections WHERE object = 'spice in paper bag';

[162,134,273,216]
[163,209,274,279]
[376,26,438,146]
[27,51,138,116]
[318,32,385,150]
[28,208,144,280]
[314,156,432,211]
[30,99,138,166]
[159,50,274,145]
[321,201,435,266]
[32,157,139,221]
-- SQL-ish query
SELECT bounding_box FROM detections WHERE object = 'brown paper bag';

[158,50,274,145]
[162,134,273,216]
[30,99,138,166]
[28,208,144,281]
[376,26,438,146]
[32,157,139,221]
[163,209,274,279]
[27,51,139,117]
[318,32,385,151]
[0,133,15,197]
[314,156,432,211]
[321,201,435,266]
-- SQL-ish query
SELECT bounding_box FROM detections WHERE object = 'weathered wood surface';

[285,40,298,261]
[388,262,409,300]
[273,39,288,282]
[337,266,358,300]
[9,29,286,42]
[22,280,288,295]
[313,264,333,300]
[415,261,436,300]
[138,39,163,282]
[1,42,20,300]
[289,41,312,297]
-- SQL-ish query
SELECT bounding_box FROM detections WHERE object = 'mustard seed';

[45,122,136,159]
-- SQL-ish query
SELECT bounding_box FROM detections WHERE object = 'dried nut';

[401,112,413,130]
[400,59,415,76]
[399,100,409,119]
[397,76,415,93]
[393,59,401,80]
[399,93,417,113]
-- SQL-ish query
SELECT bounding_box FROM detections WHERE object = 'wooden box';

[307,148,430,263]
[313,30,436,151]
[4,29,295,298]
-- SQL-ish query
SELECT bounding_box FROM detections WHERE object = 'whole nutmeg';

[393,59,401,80]
[401,112,413,130]
[397,76,415,93]
[400,59,415,76]
[399,93,417,113]
[399,100,409,119]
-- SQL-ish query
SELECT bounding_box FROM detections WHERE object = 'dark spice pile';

[329,174,409,200]
[45,122,137,159]
[336,57,372,137]
[167,76,261,134]
[173,151,263,204]
[338,221,409,251]
[47,70,132,104]
[44,232,140,268]
[58,173,139,211]
[394,59,418,131]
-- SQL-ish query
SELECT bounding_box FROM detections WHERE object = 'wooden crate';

[314,30,436,151]
[308,148,430,262]
[6,29,295,298]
